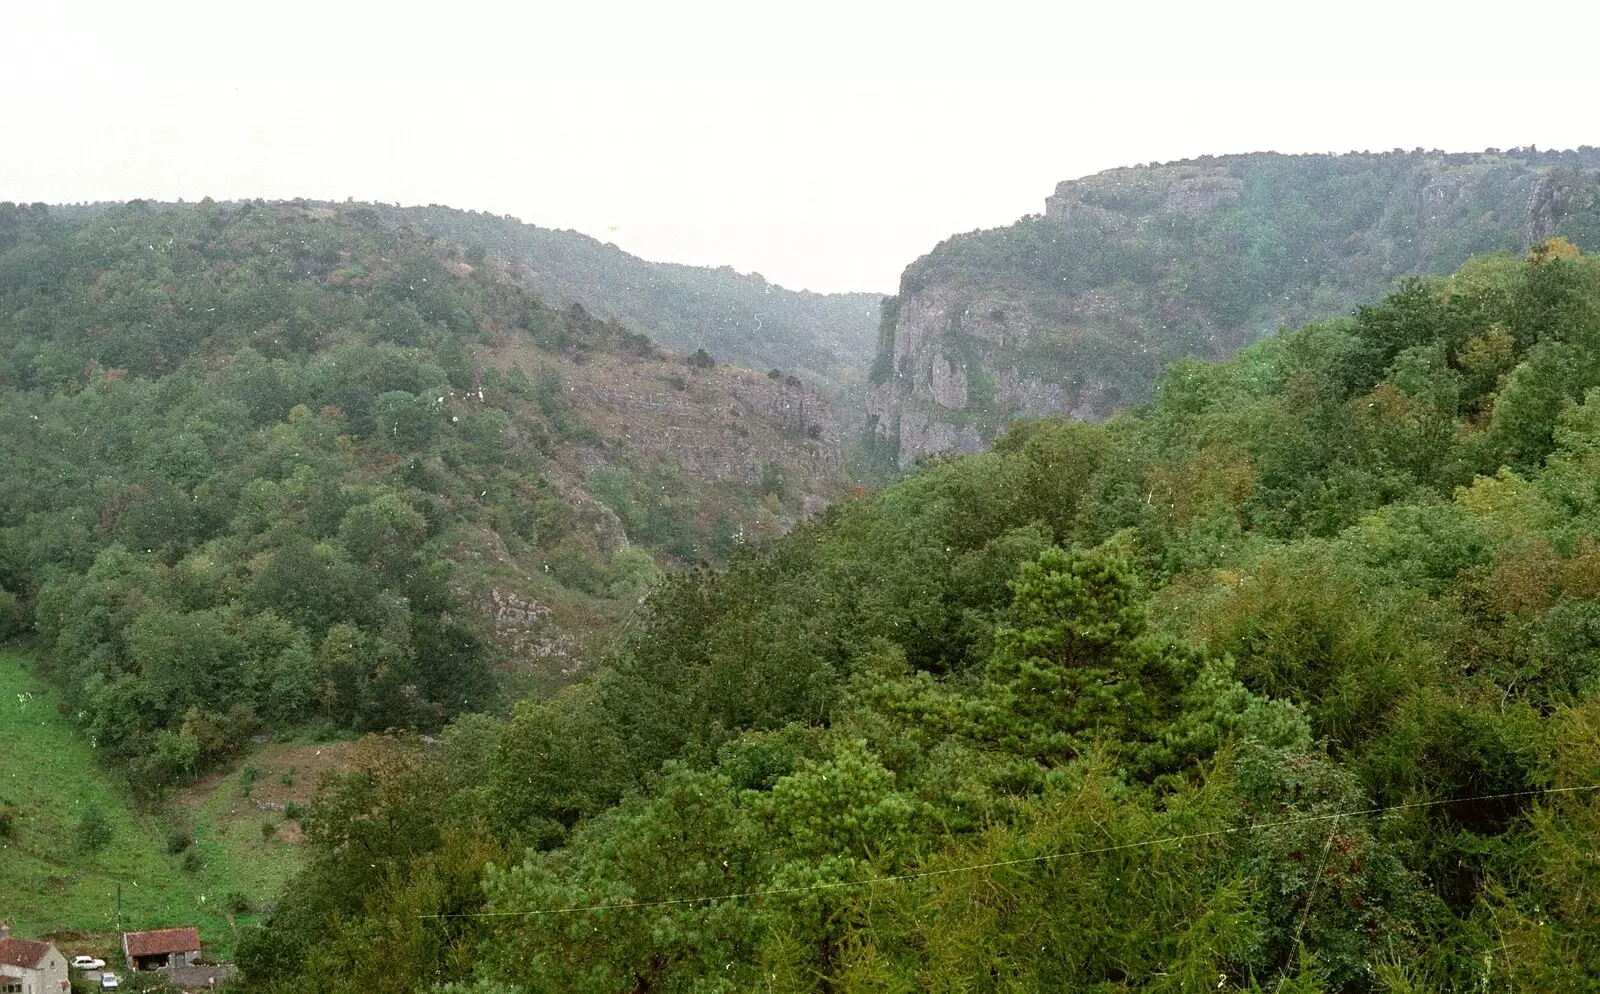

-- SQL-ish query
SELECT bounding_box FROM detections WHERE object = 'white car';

[100,972,120,990]
[71,956,107,970]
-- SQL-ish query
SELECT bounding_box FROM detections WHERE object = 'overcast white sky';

[5,0,1597,293]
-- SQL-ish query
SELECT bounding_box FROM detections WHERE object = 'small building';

[0,927,69,994]
[121,927,202,972]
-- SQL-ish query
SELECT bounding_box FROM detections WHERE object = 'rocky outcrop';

[1525,167,1600,248]
[478,335,847,548]
[557,358,842,487]
[866,286,1116,465]
[870,148,1600,466]
[461,338,850,679]
[480,587,586,677]
[1046,162,1244,221]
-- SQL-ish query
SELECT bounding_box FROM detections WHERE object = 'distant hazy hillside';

[869,147,1600,464]
[362,204,882,393]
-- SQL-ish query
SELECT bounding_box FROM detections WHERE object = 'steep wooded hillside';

[0,198,844,789]
[360,204,882,395]
[869,147,1600,464]
[236,242,1600,992]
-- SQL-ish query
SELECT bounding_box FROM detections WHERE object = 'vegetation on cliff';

[870,147,1600,464]
[232,242,1600,991]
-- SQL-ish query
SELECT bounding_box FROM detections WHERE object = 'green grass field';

[0,648,305,958]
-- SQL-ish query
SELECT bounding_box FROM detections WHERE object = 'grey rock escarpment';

[869,148,1600,466]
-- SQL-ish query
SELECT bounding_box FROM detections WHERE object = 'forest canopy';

[223,241,1600,992]
[0,199,830,792]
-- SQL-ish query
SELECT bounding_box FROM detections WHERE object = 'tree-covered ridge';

[357,203,882,395]
[869,147,1600,464]
[241,242,1600,992]
[0,199,843,790]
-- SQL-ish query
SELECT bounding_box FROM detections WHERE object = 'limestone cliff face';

[866,285,1114,465]
[564,360,843,488]
[870,148,1600,466]
[484,336,844,519]
[468,338,846,678]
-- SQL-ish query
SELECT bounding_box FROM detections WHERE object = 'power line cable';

[420,782,1600,920]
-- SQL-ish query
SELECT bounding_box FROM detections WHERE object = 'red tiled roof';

[0,937,52,969]
[122,927,200,957]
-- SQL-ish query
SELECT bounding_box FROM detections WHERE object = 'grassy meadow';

[0,648,314,958]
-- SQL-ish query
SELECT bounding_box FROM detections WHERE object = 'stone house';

[121,927,201,971]
[0,926,69,994]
